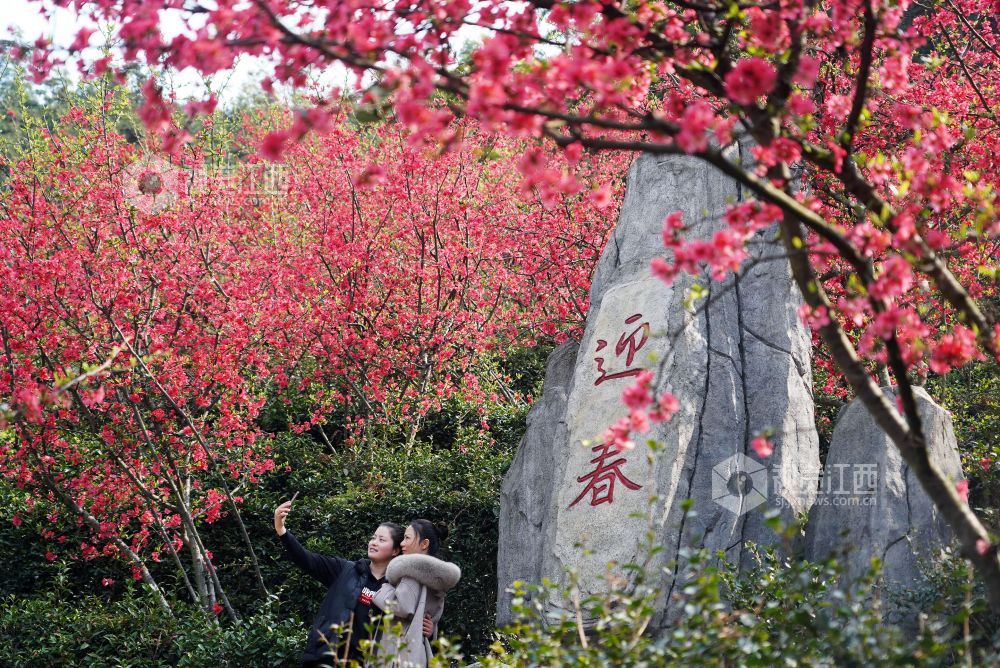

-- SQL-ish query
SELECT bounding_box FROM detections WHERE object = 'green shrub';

[248,432,513,657]
[0,587,301,667]
[0,403,522,661]
[482,510,997,667]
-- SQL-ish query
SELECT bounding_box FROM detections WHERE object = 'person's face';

[368,526,399,563]
[401,526,430,555]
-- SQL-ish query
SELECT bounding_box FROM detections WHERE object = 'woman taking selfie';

[274,498,403,667]
[372,519,461,667]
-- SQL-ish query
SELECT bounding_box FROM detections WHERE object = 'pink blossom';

[723,201,783,233]
[956,479,969,503]
[976,539,991,556]
[825,141,847,174]
[604,417,635,453]
[878,53,910,93]
[707,229,748,279]
[725,58,777,105]
[82,386,106,408]
[798,304,831,329]
[751,436,774,458]
[14,388,42,424]
[649,392,680,422]
[590,184,614,209]
[747,7,789,52]
[714,115,738,146]
[868,256,914,300]
[661,211,685,247]
[793,56,821,87]
[650,256,678,285]
[629,409,650,434]
[753,138,801,168]
[930,325,978,374]
[355,165,386,190]
[825,94,852,120]
[788,93,815,116]
[69,27,95,53]
[622,371,654,410]
[260,131,290,161]
[563,142,583,164]
[676,100,715,153]
[138,78,172,134]
[892,103,924,130]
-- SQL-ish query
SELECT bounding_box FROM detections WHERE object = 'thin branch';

[842,1,878,150]
[943,0,1000,59]
[107,317,270,600]
[777,214,1000,612]
[941,29,1000,129]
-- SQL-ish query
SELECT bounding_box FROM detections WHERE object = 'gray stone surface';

[496,340,577,626]
[497,146,820,625]
[804,386,963,623]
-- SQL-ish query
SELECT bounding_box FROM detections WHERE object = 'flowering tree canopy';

[0,84,624,616]
[9,0,1000,608]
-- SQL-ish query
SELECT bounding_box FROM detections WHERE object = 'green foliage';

[0,588,301,667]
[720,545,944,666]
[927,358,1000,520]
[0,482,60,594]
[0,431,512,663]
[483,512,998,667]
[0,63,143,166]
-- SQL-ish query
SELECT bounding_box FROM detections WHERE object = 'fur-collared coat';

[372,554,461,667]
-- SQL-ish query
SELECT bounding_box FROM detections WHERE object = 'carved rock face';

[497,149,820,625]
[803,386,963,627]
[495,339,577,625]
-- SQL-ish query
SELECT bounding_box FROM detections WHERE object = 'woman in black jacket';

[274,499,403,667]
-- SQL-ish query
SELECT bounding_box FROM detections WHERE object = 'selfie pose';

[274,499,403,667]
[372,520,461,667]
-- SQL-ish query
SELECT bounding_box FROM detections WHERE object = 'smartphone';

[289,491,299,505]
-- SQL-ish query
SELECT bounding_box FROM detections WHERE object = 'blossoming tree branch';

[12,0,1000,608]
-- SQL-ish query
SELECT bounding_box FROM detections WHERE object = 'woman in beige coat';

[371,520,460,667]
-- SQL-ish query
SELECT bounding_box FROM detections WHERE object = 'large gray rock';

[496,340,577,625]
[497,147,820,625]
[804,386,963,622]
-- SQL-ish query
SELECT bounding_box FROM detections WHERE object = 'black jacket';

[281,531,380,664]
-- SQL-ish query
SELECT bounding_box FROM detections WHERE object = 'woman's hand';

[422,614,434,638]
[274,501,292,536]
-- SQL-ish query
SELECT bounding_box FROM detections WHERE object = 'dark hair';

[409,519,449,557]
[379,522,405,552]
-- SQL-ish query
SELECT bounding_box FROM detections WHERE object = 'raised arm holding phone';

[274,495,404,667]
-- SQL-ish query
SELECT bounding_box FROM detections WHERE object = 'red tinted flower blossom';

[751,436,774,458]
[725,58,777,105]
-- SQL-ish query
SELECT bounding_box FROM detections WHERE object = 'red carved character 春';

[569,441,642,508]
